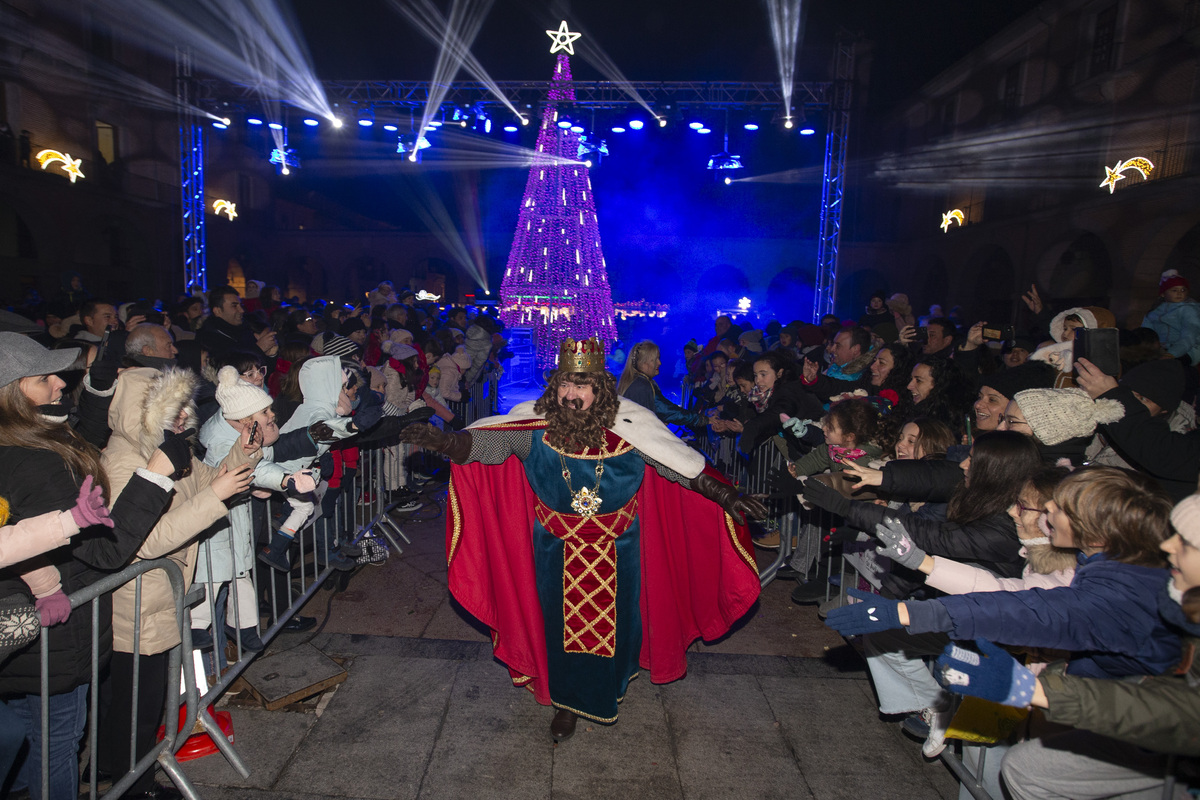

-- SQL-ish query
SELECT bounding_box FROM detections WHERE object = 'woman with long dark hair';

[898,357,975,442]
[722,350,824,455]
[0,334,180,799]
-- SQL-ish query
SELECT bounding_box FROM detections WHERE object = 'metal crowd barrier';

[15,431,443,800]
[21,558,205,800]
[446,369,500,425]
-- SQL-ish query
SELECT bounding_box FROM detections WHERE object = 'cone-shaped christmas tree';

[499,33,616,370]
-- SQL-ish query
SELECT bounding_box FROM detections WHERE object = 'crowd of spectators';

[0,277,509,799]
[614,271,1200,800]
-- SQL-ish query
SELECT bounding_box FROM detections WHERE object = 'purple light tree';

[499,49,617,370]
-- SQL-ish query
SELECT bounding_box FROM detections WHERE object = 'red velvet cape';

[445,420,761,706]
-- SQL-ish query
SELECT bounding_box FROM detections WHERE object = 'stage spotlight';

[628,119,644,130]
[281,166,290,175]
[743,121,759,131]
[521,116,530,126]
[268,122,283,130]
[503,124,519,133]
[724,176,732,185]
[247,117,263,126]
[784,117,794,129]
[358,119,373,128]
[569,124,584,133]
[658,117,667,127]
[211,121,228,129]
[558,118,572,129]
[331,117,344,128]
[800,126,816,135]
[221,118,231,125]
[303,118,319,127]
[383,124,398,132]
[430,119,444,127]
[698,127,712,134]
[578,136,608,165]
[485,118,492,134]
[611,126,626,133]
[584,160,593,168]
[689,122,704,130]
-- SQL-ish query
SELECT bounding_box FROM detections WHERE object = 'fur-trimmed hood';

[108,366,198,460]
[1049,306,1116,343]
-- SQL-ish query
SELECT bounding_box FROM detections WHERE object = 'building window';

[1090,4,1118,77]
[95,121,117,165]
[1002,62,1023,117]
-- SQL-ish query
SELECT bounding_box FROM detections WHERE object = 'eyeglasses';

[1000,416,1031,428]
[1016,503,1046,515]
[242,366,268,378]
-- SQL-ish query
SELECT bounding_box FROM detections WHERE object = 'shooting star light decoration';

[940,209,965,233]
[1099,157,1154,194]
[213,199,238,221]
[36,150,85,183]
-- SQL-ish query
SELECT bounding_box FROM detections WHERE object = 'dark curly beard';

[534,371,619,452]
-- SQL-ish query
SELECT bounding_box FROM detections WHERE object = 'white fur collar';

[469,396,705,479]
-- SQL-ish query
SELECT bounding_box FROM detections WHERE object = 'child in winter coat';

[1142,269,1200,366]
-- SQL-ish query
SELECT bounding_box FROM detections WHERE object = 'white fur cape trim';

[468,396,706,479]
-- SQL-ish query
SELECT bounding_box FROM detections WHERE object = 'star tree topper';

[546,20,581,55]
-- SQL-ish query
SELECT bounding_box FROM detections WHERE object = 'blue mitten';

[935,639,1037,708]
[824,588,904,636]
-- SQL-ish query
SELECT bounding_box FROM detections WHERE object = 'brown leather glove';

[689,472,769,525]
[399,423,473,464]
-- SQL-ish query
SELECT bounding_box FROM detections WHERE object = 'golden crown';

[557,337,606,373]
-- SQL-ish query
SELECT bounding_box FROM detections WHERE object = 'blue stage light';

[569,124,584,133]
[358,119,373,127]
[211,121,227,129]
[247,118,263,125]
[628,119,644,130]
[698,127,712,134]
[503,124,519,132]
[303,118,319,127]
[743,122,759,131]
[558,119,572,129]
[485,118,492,134]
[383,124,398,132]
[268,122,283,130]
[611,126,626,133]
[800,127,816,135]
[689,122,704,130]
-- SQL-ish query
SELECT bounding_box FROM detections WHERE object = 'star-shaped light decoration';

[940,209,965,233]
[36,149,85,183]
[546,20,581,55]
[1099,157,1154,194]
[213,199,238,221]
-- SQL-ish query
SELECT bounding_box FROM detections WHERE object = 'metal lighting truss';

[177,48,207,295]
[813,40,854,322]
[197,79,833,112]
[193,76,853,309]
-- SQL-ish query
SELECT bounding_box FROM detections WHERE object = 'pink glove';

[70,476,113,530]
[36,589,71,626]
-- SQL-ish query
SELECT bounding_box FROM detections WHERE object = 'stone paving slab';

[183,634,958,800]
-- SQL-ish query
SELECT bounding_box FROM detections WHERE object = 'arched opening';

[962,246,1016,324]
[768,267,818,323]
[1041,232,1112,309]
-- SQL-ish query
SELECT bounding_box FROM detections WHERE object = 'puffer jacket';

[462,323,493,385]
[0,449,170,696]
[1142,298,1200,365]
[193,416,257,585]
[1038,588,1200,756]
[435,349,471,402]
[103,367,259,655]
[909,553,1181,680]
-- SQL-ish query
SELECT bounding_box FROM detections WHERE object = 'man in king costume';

[401,337,766,741]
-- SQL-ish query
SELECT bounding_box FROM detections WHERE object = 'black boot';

[550,708,578,742]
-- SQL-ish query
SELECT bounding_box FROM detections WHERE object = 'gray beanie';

[1013,388,1125,446]
[0,332,80,388]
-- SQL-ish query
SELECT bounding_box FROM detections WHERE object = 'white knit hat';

[1171,495,1200,549]
[215,365,272,420]
[1013,388,1124,446]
